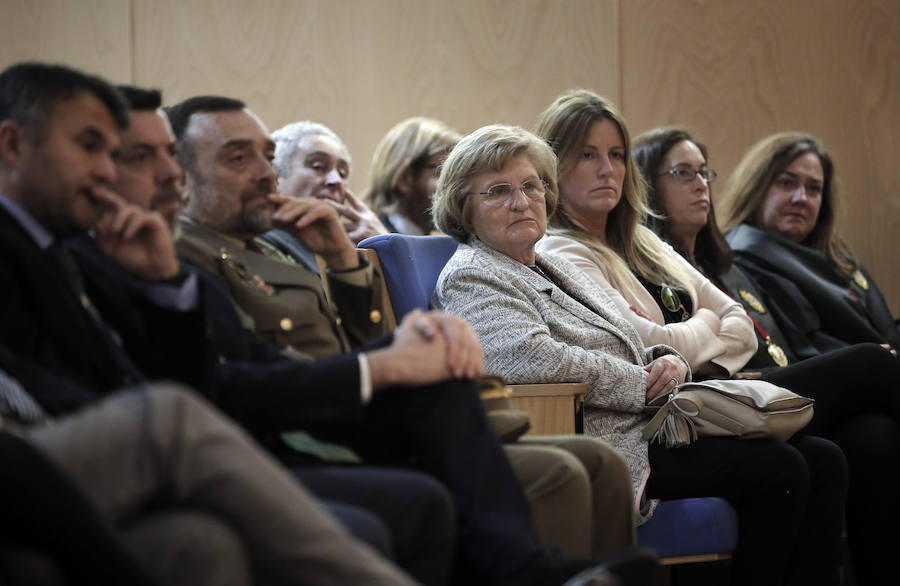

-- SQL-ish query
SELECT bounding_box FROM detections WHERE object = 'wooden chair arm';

[508,383,586,436]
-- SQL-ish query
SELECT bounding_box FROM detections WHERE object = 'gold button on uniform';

[280,317,293,332]
[369,310,382,324]
[335,317,342,327]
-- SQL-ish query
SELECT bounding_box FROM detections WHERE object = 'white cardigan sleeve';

[539,235,756,375]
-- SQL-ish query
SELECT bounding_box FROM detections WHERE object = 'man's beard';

[235,184,275,236]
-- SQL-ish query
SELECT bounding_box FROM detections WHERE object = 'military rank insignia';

[852,270,869,291]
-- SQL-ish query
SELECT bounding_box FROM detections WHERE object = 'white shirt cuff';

[358,353,373,404]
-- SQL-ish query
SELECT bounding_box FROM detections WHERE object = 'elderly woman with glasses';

[627,126,900,586]
[431,121,846,586]
[717,132,900,354]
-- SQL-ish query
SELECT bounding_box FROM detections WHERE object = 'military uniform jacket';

[176,219,389,360]
[727,224,900,351]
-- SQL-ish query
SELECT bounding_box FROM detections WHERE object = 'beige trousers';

[28,385,417,586]
[505,435,635,558]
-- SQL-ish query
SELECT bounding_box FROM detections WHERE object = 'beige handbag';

[642,378,814,448]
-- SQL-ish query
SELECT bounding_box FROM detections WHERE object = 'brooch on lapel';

[738,289,766,314]
[852,270,869,291]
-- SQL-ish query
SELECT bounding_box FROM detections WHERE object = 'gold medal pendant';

[766,337,788,367]
[852,270,869,291]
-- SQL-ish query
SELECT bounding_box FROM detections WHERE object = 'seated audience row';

[272,87,898,586]
[430,118,848,586]
[4,56,896,586]
[167,92,635,562]
[532,90,899,585]
[0,62,658,586]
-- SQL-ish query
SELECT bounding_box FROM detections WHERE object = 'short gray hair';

[271,120,351,178]
[432,124,558,243]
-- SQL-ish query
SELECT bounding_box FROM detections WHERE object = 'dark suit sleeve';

[194,267,369,432]
[211,352,364,433]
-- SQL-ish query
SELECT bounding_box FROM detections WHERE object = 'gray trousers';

[28,385,417,586]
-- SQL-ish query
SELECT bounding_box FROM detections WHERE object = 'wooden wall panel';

[0,0,132,81]
[5,0,896,314]
[622,0,900,313]
[131,0,618,192]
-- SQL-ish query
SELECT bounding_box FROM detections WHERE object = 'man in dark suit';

[0,63,652,586]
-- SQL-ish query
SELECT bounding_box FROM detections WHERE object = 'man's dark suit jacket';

[0,206,368,432]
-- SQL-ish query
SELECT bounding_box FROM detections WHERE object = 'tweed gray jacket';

[433,238,689,514]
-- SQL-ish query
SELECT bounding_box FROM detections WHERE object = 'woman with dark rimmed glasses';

[631,126,900,586]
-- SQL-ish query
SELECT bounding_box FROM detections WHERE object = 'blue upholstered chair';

[358,233,739,564]
[359,234,459,318]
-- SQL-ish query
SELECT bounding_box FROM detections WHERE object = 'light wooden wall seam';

[1,0,897,313]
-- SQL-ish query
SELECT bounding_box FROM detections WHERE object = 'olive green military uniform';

[176,218,389,360]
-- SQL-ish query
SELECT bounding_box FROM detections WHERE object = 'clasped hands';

[368,309,484,392]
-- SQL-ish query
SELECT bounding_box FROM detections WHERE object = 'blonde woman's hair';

[533,89,692,291]
[717,131,857,276]
[364,117,460,214]
[432,124,558,243]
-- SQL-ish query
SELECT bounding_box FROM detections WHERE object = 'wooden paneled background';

[3,0,898,312]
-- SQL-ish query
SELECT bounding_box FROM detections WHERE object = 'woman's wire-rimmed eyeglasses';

[657,163,717,184]
[477,180,548,206]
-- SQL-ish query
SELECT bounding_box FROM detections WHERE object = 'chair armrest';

[509,382,587,398]
[508,383,586,435]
